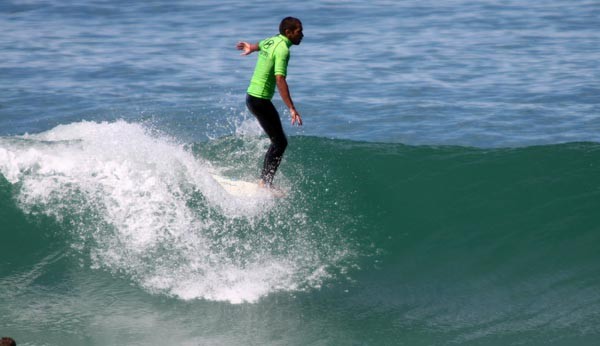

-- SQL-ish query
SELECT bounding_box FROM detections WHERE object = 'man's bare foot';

[257,180,286,197]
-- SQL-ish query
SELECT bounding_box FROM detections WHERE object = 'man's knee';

[275,136,288,152]
[269,136,287,157]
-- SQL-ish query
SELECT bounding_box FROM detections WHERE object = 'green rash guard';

[247,34,292,100]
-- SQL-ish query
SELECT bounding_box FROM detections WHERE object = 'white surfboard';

[211,174,286,198]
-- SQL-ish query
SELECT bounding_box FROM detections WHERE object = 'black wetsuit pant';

[246,94,288,186]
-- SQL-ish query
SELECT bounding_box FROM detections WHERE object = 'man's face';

[287,24,304,45]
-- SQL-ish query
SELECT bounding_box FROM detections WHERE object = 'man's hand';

[291,108,303,126]
[236,41,258,56]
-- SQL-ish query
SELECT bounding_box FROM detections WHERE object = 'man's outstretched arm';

[236,41,259,55]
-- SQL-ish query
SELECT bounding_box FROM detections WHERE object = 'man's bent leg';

[246,94,288,186]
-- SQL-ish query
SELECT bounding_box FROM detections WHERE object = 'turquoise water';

[1,1,600,345]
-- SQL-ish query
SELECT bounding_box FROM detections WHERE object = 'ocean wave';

[0,120,355,304]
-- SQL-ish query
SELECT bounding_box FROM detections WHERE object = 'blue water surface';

[1,0,599,145]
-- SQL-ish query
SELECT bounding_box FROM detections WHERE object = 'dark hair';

[0,337,16,346]
[279,17,301,35]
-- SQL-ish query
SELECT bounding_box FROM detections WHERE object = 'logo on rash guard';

[263,40,274,49]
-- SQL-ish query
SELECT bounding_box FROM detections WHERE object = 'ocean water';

[1,1,600,345]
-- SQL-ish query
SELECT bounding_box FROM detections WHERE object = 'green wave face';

[2,122,600,345]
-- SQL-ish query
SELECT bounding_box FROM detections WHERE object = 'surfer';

[0,337,16,346]
[236,17,304,189]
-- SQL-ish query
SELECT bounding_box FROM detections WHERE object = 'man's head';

[0,337,16,346]
[279,17,303,45]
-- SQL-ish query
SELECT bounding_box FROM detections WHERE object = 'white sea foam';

[0,120,344,303]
